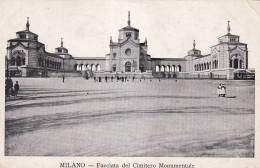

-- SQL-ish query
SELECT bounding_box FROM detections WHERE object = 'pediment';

[120,38,139,47]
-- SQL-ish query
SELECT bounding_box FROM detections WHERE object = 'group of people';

[92,75,153,83]
[5,77,20,98]
[217,83,226,97]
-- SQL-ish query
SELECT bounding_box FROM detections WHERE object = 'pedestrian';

[14,81,19,97]
[159,78,161,82]
[62,75,65,83]
[220,84,226,97]
[111,76,114,82]
[217,83,222,97]
[94,76,96,82]
[121,76,124,82]
[6,77,14,96]
[99,76,101,82]
[105,76,108,82]
[132,76,135,82]
[5,83,9,98]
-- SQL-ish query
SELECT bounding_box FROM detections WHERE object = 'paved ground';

[5,77,255,157]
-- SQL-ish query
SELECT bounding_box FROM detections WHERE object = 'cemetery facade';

[6,13,250,79]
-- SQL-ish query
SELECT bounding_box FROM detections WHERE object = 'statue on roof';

[26,17,30,31]
[128,11,131,26]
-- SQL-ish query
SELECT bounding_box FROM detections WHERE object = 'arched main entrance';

[234,59,238,69]
[16,56,21,66]
[139,64,144,72]
[112,64,116,72]
[125,61,131,72]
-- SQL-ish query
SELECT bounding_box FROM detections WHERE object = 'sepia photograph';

[1,0,260,167]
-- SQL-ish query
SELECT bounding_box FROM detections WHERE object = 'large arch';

[166,65,170,72]
[234,58,239,69]
[172,65,175,72]
[86,64,90,70]
[178,65,182,72]
[112,64,116,72]
[75,64,80,71]
[91,64,96,71]
[139,64,144,72]
[16,56,21,66]
[125,61,131,72]
[96,64,101,71]
[160,65,165,72]
[155,65,160,72]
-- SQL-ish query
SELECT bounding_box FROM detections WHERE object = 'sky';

[0,0,260,68]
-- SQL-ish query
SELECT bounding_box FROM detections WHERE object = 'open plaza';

[5,77,254,157]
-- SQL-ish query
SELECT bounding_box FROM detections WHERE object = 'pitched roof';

[73,57,106,60]
[16,30,38,36]
[119,25,139,31]
[151,58,186,61]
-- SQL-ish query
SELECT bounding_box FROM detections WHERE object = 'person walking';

[6,77,14,96]
[132,76,135,82]
[94,76,96,82]
[217,83,222,97]
[14,81,19,97]
[62,75,65,83]
[220,84,226,97]
[111,76,114,82]
[105,76,108,82]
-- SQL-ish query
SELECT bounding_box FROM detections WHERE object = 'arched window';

[213,60,218,69]
[47,60,50,68]
[113,53,117,59]
[16,56,21,66]
[230,60,233,68]
[86,64,90,70]
[22,57,25,65]
[125,61,131,72]
[10,57,15,66]
[140,53,144,60]
[156,65,160,72]
[113,64,116,72]
[96,64,101,71]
